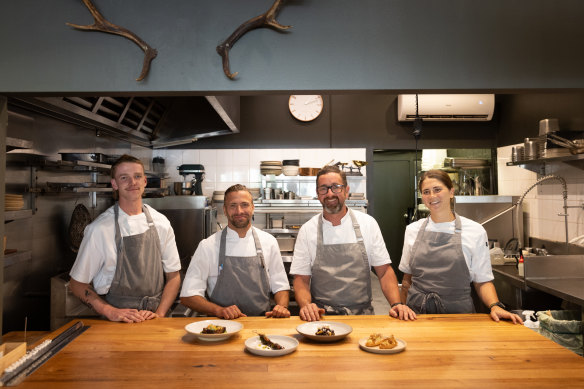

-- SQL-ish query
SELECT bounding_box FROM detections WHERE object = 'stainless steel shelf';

[6,137,33,152]
[4,250,32,267]
[506,153,584,174]
[4,209,33,221]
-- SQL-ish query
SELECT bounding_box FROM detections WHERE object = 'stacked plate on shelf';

[5,194,24,211]
[260,161,282,176]
[282,159,300,176]
[212,191,225,203]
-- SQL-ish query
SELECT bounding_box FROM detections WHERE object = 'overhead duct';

[397,94,495,121]
[9,95,240,148]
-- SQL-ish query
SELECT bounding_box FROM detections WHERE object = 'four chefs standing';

[69,155,521,324]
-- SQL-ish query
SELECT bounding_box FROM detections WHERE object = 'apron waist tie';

[105,293,162,312]
[314,299,373,315]
[419,292,447,314]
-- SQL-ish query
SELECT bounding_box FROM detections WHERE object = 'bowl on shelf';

[282,166,299,176]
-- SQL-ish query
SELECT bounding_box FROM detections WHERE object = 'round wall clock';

[288,95,323,122]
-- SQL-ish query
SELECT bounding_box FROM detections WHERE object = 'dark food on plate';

[201,324,227,334]
[259,333,284,350]
[365,333,398,349]
[315,325,335,336]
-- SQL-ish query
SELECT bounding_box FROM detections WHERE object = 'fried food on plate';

[366,333,398,349]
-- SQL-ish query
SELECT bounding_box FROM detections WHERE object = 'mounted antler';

[67,0,157,81]
[216,0,292,79]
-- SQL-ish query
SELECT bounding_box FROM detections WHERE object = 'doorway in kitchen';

[370,150,418,283]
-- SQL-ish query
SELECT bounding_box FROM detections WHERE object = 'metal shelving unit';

[506,153,584,175]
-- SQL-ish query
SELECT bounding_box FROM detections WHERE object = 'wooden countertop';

[13,314,584,388]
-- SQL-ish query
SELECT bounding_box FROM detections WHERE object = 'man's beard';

[322,196,344,214]
[230,215,251,228]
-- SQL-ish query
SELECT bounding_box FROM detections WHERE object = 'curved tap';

[514,175,568,249]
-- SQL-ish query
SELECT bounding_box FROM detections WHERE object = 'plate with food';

[296,321,352,342]
[245,334,299,357]
[358,333,407,354]
[184,320,243,342]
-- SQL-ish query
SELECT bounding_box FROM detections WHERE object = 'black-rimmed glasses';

[317,183,345,195]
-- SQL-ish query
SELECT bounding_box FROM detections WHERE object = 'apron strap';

[219,228,228,271]
[251,228,266,269]
[142,205,162,257]
[410,216,430,261]
[114,203,123,257]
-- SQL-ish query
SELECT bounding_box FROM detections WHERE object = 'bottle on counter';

[517,255,524,277]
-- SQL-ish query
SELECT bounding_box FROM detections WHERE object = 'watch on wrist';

[488,302,505,310]
[391,302,404,308]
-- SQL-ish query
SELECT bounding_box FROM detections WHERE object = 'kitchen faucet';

[514,175,568,250]
[481,174,570,253]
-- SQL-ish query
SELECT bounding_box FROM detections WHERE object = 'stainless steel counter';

[524,255,584,307]
[525,278,584,307]
[493,255,584,310]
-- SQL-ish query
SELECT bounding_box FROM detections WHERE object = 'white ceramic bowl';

[184,320,243,342]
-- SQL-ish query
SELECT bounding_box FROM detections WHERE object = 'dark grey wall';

[497,93,584,145]
[172,94,499,149]
[1,1,584,94]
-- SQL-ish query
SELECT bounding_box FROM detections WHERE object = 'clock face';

[288,95,323,122]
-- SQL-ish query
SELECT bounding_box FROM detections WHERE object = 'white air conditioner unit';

[397,94,495,121]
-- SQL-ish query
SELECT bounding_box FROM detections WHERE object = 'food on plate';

[315,325,335,336]
[366,333,398,349]
[201,324,226,334]
[258,333,284,350]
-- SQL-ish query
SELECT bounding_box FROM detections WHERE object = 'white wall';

[497,145,584,243]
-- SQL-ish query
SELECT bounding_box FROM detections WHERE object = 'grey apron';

[310,209,374,315]
[209,228,271,316]
[406,213,475,314]
[105,204,165,312]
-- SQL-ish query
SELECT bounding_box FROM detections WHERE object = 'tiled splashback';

[151,148,367,197]
[497,144,584,243]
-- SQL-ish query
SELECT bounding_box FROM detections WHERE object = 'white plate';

[245,335,298,357]
[296,321,353,342]
[184,320,243,342]
[358,337,407,354]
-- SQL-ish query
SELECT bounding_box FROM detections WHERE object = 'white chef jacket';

[399,215,494,283]
[290,209,391,276]
[180,226,290,298]
[69,204,181,295]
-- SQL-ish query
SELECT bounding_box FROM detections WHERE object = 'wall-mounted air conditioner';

[397,94,495,121]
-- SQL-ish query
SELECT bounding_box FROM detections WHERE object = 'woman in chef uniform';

[399,169,522,323]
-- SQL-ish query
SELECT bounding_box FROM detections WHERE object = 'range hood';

[8,95,240,148]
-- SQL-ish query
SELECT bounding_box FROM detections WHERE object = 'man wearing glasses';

[291,166,416,322]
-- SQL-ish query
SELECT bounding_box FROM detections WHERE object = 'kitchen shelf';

[506,152,584,174]
[5,137,33,152]
[3,250,32,267]
[261,175,366,199]
[4,209,32,222]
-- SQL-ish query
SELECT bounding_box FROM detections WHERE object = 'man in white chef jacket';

[291,165,417,321]
[180,184,290,319]
[69,155,181,323]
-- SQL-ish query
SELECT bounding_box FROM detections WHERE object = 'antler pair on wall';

[67,0,291,81]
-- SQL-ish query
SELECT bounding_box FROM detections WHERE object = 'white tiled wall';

[153,148,367,196]
[497,144,584,243]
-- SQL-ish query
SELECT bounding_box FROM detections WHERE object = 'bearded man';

[290,166,416,322]
[180,184,290,318]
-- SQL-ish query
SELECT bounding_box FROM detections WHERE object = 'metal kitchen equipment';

[143,197,217,269]
[177,164,205,195]
[539,118,560,135]
[174,181,193,196]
